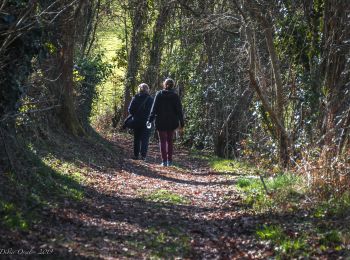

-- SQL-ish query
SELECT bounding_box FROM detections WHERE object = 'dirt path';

[3,133,272,259]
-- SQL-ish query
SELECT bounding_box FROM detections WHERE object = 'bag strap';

[134,96,150,116]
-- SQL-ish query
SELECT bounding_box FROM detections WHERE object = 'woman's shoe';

[167,161,173,167]
[161,161,167,167]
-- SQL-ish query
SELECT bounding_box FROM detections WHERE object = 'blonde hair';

[138,83,150,94]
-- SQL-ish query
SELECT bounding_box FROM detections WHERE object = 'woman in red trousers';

[147,78,184,166]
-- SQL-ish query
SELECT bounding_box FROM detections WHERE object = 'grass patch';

[144,190,190,205]
[257,225,347,257]
[128,227,191,259]
[33,154,85,203]
[237,178,253,188]
[236,173,306,212]
[0,160,84,231]
[188,150,256,175]
[256,225,308,257]
[209,158,255,174]
[42,156,86,188]
[0,135,102,231]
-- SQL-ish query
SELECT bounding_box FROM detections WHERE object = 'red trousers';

[158,130,174,162]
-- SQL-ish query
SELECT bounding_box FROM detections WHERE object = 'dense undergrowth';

[208,156,350,258]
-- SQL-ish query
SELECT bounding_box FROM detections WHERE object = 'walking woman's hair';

[138,83,150,94]
[163,78,175,90]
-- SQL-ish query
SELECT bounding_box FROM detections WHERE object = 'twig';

[43,73,62,82]
[0,0,8,12]
[0,105,61,122]
[259,174,270,195]
[21,99,58,106]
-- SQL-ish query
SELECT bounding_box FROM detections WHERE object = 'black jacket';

[128,93,153,128]
[148,89,184,131]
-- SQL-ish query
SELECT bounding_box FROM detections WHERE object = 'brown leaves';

[6,133,346,259]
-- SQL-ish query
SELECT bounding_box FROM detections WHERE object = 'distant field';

[91,28,125,122]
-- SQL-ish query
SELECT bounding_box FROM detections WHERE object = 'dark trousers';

[158,130,174,162]
[133,127,150,158]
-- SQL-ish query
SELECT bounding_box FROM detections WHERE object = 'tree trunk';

[57,1,85,136]
[214,133,226,158]
[122,0,148,118]
[245,23,290,168]
[143,1,172,91]
[262,18,289,167]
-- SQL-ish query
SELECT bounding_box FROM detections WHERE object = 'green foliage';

[169,42,207,149]
[245,103,280,165]
[236,178,252,188]
[75,53,114,126]
[319,230,342,246]
[144,190,190,205]
[182,81,208,149]
[256,225,284,241]
[0,8,42,117]
[91,27,125,124]
[279,238,308,256]
[77,53,114,86]
[272,1,325,141]
[44,42,57,54]
[256,225,308,257]
[207,157,306,212]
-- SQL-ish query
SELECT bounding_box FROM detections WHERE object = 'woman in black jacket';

[148,78,184,166]
[128,83,153,160]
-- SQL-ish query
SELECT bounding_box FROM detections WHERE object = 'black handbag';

[122,114,136,129]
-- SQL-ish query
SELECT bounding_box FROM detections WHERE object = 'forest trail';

[3,133,272,259]
[2,132,348,259]
[113,134,268,258]
[62,133,270,259]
